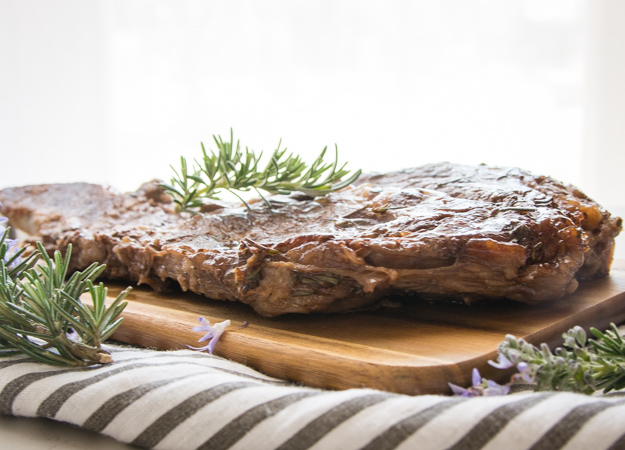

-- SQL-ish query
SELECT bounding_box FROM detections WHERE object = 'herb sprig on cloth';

[161,130,361,212]
[452,323,625,396]
[494,324,625,394]
[0,228,129,366]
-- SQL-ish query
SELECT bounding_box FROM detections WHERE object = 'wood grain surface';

[101,260,625,395]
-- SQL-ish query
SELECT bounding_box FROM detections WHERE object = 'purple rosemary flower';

[449,368,511,397]
[514,362,534,383]
[484,379,511,396]
[489,353,514,370]
[472,367,481,386]
[3,238,22,269]
[489,353,535,384]
[65,327,80,342]
[0,202,6,224]
[188,317,232,354]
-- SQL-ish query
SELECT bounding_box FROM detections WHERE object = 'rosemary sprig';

[0,229,130,366]
[492,323,625,395]
[160,130,362,212]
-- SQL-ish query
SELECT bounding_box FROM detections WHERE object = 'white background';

[0,0,623,257]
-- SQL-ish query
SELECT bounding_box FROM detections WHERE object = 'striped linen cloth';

[1,344,625,450]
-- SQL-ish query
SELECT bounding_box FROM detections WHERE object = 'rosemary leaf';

[162,130,361,212]
[0,229,130,366]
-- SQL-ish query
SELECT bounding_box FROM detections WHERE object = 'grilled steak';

[0,162,621,316]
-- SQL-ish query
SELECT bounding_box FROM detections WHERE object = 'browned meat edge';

[0,162,621,316]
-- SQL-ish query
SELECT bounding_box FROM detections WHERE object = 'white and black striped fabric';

[1,344,625,450]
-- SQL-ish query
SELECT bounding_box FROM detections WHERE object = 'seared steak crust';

[0,162,621,316]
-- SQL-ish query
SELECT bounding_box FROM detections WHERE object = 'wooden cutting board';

[102,260,625,396]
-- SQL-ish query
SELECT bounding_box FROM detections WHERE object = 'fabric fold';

[1,344,624,450]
